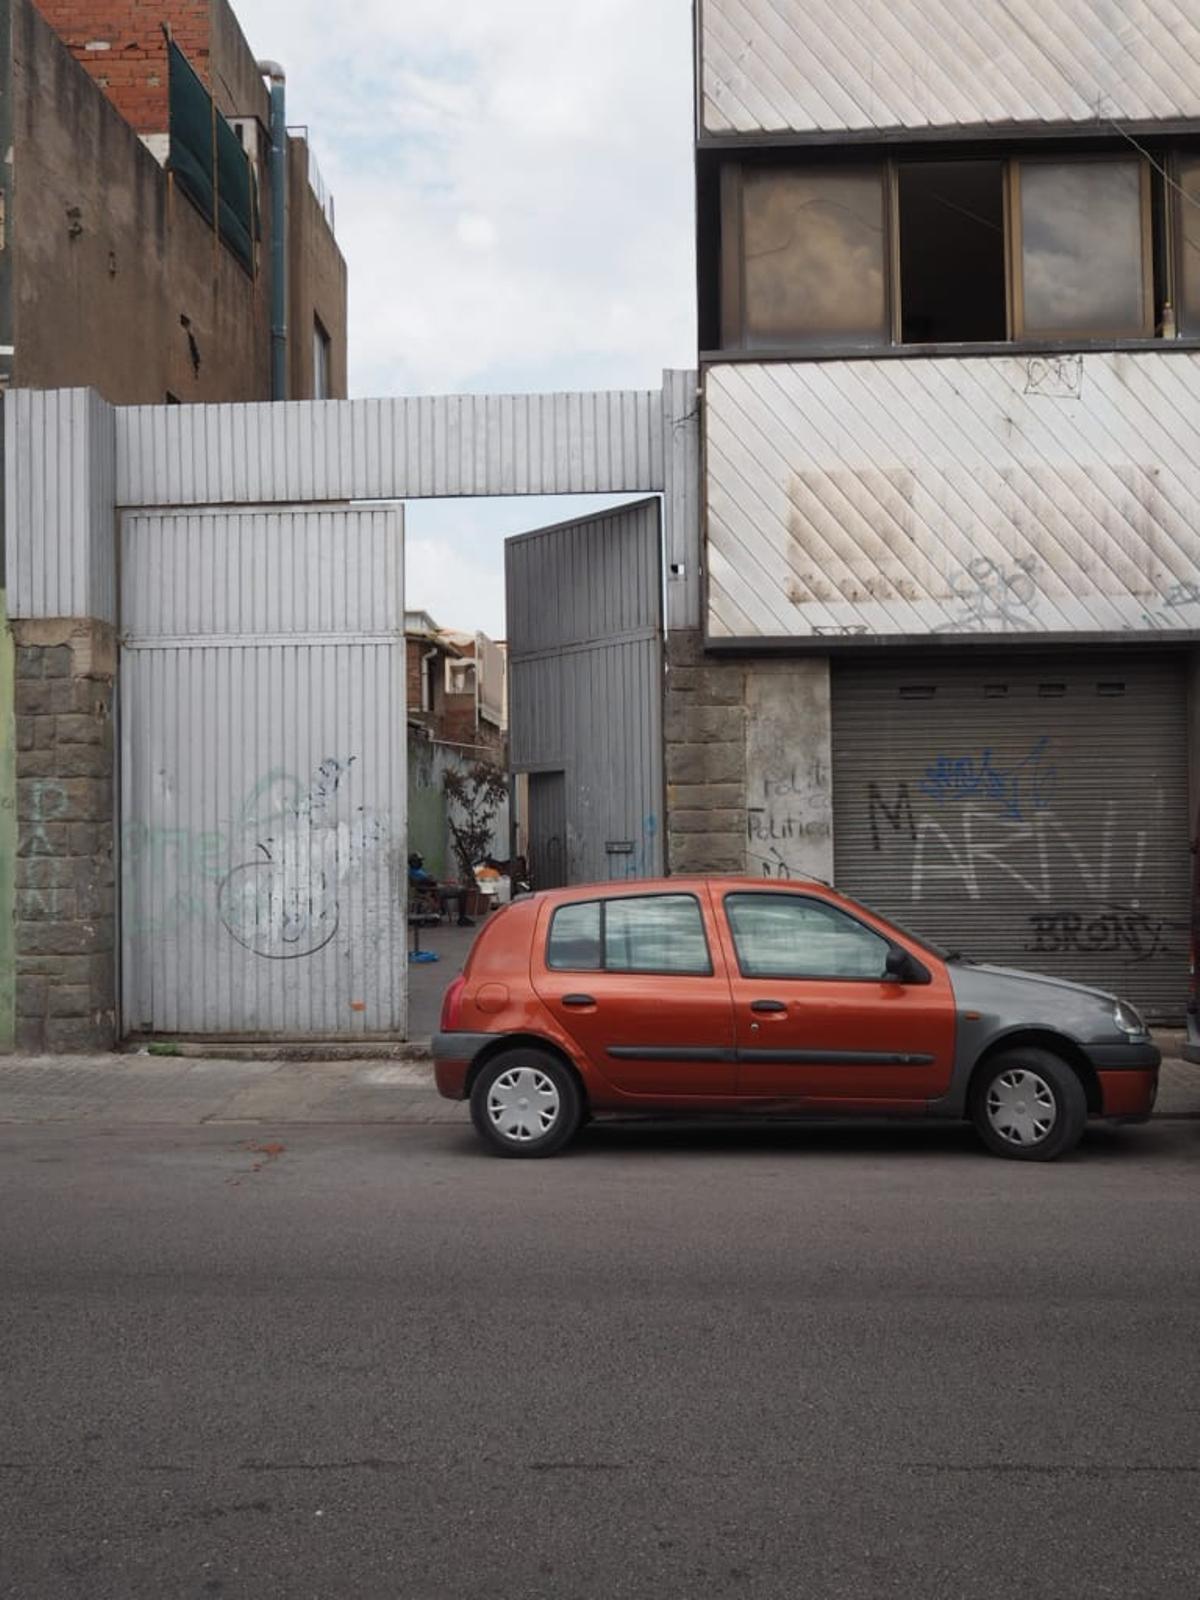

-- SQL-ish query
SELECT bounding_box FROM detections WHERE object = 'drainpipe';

[257,59,287,400]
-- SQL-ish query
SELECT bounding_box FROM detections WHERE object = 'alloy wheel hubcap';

[987,1068,1057,1147]
[488,1067,560,1142]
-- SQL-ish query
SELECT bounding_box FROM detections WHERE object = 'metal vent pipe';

[257,59,287,400]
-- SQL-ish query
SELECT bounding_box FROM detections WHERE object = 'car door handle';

[561,994,596,1008]
[750,999,788,1014]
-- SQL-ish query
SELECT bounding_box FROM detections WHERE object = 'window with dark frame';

[725,165,889,350]
[313,316,332,401]
[1013,158,1151,339]
[717,150,1177,355]
[1179,157,1200,338]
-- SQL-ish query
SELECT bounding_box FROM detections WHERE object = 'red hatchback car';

[434,878,1160,1161]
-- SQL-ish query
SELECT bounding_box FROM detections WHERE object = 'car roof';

[529,876,836,907]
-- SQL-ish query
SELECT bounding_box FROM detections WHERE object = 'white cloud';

[231,0,697,396]
[231,0,695,633]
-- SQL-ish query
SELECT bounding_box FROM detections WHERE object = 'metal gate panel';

[831,655,1190,1021]
[120,506,406,1037]
[528,773,568,891]
[507,499,664,886]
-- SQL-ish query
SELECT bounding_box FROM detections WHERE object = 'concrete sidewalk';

[0,1048,1197,1127]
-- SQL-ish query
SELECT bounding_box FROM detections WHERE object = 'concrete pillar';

[744,658,833,882]
[0,596,15,1051]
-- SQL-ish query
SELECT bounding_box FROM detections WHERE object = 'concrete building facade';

[0,0,346,405]
[676,0,1200,1018]
[406,610,508,881]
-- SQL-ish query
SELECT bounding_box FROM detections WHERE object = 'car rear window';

[547,894,712,975]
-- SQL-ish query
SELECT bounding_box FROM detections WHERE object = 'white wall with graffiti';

[705,352,1200,643]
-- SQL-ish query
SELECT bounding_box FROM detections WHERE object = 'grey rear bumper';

[432,1031,495,1063]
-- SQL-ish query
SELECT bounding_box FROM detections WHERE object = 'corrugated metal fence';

[507,499,665,886]
[120,506,407,1037]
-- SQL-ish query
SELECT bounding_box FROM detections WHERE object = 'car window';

[547,894,712,975]
[605,895,712,975]
[547,901,602,970]
[725,893,892,981]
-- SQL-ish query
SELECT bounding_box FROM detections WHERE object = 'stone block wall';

[665,629,835,885]
[665,629,748,875]
[12,620,116,1051]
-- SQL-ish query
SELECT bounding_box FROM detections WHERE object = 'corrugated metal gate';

[527,773,568,891]
[120,506,407,1037]
[507,500,665,886]
[831,655,1190,1020]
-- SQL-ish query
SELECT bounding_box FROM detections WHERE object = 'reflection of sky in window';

[1021,163,1145,333]
[727,897,888,979]
[743,170,886,344]
[605,896,709,973]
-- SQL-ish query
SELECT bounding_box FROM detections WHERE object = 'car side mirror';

[884,945,931,985]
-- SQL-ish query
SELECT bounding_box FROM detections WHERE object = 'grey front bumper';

[1082,1041,1162,1071]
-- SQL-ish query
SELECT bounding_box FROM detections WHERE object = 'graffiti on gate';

[918,737,1055,824]
[606,814,660,881]
[219,758,388,960]
[865,743,1181,968]
[1025,907,1182,965]
[124,757,391,957]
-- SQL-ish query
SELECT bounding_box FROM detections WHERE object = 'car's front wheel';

[968,1048,1088,1161]
[469,1048,584,1158]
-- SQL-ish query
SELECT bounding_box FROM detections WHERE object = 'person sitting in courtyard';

[408,853,474,927]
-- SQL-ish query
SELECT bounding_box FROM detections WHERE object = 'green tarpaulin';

[167,40,256,275]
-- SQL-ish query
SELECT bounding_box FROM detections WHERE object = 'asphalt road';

[2,1117,1198,1600]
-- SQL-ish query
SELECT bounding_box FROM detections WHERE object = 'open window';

[445,658,477,698]
[1178,157,1200,339]
[898,161,1007,344]
[716,150,1168,354]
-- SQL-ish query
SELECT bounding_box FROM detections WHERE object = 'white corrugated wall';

[699,0,1200,135]
[705,352,1200,640]
[120,506,407,1038]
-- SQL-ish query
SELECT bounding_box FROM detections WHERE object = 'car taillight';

[440,974,467,1032]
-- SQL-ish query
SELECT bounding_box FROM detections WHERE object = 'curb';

[120,1040,434,1064]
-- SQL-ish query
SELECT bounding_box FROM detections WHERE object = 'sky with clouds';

[232,0,698,637]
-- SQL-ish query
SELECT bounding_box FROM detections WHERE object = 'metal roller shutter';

[831,654,1191,1021]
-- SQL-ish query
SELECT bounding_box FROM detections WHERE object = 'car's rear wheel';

[969,1047,1087,1161]
[470,1048,583,1158]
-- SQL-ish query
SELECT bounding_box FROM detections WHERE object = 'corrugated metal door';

[528,773,567,890]
[119,506,407,1038]
[507,499,664,886]
[831,655,1190,1020]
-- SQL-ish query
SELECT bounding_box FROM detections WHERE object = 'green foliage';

[442,762,508,885]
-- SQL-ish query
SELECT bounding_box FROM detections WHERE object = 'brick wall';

[12,622,116,1052]
[31,0,213,132]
